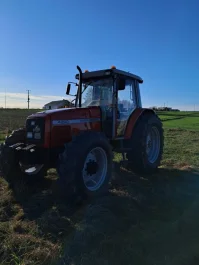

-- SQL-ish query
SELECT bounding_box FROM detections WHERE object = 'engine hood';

[37,108,74,115]
[26,106,102,148]
[29,107,74,117]
[27,106,101,120]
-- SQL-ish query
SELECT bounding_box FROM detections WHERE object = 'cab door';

[117,79,137,137]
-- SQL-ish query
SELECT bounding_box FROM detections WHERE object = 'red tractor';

[0,66,164,199]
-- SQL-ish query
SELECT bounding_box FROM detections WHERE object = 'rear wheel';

[56,131,113,201]
[126,113,164,174]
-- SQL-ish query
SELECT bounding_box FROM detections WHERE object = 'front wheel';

[56,132,113,201]
[82,146,108,192]
[126,113,164,174]
[0,128,47,186]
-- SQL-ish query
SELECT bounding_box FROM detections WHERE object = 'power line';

[27,89,31,109]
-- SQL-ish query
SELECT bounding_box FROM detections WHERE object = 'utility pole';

[5,88,7,109]
[27,89,31,109]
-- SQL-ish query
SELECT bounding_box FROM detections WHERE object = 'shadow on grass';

[56,164,199,265]
[5,163,199,226]
[1,164,199,265]
[5,173,86,244]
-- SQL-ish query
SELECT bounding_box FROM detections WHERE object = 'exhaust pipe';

[76,65,83,107]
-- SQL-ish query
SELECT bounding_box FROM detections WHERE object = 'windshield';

[81,78,113,108]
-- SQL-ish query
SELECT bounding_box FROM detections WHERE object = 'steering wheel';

[105,105,120,119]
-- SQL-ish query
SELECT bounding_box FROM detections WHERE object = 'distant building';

[158,107,172,111]
[43,99,72,110]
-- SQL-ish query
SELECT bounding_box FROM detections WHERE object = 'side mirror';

[66,83,71,95]
[117,78,125,90]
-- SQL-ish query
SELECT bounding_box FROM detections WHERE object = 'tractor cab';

[67,66,143,138]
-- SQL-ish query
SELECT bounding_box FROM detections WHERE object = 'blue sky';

[0,0,199,110]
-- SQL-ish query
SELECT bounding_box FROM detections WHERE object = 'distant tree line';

[150,106,180,112]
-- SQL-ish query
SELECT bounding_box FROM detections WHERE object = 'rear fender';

[124,108,156,139]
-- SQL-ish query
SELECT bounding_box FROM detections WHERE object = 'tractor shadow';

[57,164,199,265]
[7,163,199,249]
[10,162,199,221]
[111,162,199,219]
[10,171,81,221]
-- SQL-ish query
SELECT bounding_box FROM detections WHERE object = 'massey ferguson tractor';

[0,66,164,200]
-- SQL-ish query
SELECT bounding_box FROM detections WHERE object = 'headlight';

[26,118,45,143]
[34,132,41,139]
[27,132,33,138]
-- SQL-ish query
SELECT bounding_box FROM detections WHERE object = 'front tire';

[0,128,46,185]
[56,132,113,201]
[126,113,164,174]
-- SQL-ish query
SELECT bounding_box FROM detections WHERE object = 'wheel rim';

[82,147,108,191]
[146,126,160,164]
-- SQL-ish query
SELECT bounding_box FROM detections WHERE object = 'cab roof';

[75,68,143,84]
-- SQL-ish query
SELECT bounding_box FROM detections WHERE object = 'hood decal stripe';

[52,118,100,125]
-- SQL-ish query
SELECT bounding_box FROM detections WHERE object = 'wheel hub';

[85,160,98,176]
[146,126,160,164]
[82,147,108,192]
[147,139,152,149]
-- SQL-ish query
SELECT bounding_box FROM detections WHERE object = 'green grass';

[158,111,199,130]
[162,129,199,168]
[164,118,199,130]
[0,109,41,142]
[0,109,199,264]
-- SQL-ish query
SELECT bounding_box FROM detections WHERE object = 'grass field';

[0,109,199,265]
[157,111,199,131]
[0,109,41,143]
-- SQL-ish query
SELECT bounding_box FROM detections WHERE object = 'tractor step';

[119,160,129,167]
[113,148,131,153]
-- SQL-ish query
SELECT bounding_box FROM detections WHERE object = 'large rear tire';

[126,113,164,174]
[56,131,113,201]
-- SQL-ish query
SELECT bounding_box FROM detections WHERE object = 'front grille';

[26,117,45,144]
